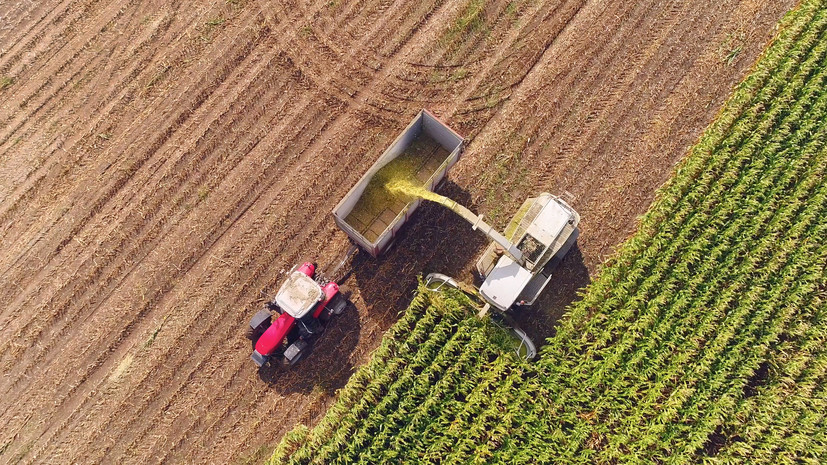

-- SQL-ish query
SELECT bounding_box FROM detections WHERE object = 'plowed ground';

[0,0,794,463]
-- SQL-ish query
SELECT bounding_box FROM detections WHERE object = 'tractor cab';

[275,269,324,318]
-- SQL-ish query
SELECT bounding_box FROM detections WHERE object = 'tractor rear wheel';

[327,293,349,316]
[245,327,257,340]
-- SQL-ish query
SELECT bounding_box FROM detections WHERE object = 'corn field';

[270,0,827,462]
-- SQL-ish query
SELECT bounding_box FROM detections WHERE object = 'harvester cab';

[474,193,580,312]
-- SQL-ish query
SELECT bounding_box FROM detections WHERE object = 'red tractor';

[247,262,348,367]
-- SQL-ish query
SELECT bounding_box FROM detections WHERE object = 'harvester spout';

[383,179,524,266]
[430,197,525,266]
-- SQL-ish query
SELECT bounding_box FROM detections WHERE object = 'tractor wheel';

[246,324,271,342]
[247,309,272,340]
[245,326,258,340]
[283,340,308,366]
[328,292,350,315]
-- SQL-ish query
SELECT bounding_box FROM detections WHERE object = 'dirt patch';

[0,0,795,463]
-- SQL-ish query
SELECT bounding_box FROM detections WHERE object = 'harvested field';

[0,0,796,463]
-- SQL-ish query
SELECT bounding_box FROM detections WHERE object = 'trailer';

[332,109,464,257]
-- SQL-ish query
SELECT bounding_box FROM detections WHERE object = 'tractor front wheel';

[329,285,351,315]
[247,309,272,341]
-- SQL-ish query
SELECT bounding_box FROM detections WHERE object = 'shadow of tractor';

[256,301,361,394]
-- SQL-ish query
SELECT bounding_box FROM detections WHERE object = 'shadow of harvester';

[350,177,591,354]
[507,243,590,349]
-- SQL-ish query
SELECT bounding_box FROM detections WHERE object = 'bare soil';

[0,0,794,463]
